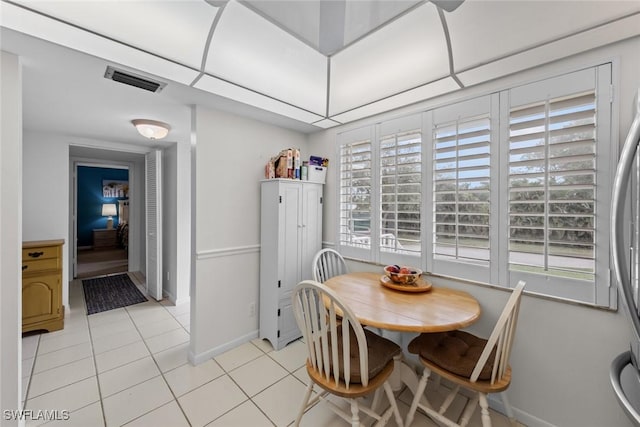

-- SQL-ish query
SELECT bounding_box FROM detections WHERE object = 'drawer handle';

[22,265,28,271]
[28,251,44,258]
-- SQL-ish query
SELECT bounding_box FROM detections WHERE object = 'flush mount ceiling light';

[131,119,171,139]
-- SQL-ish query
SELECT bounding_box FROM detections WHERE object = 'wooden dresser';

[22,239,64,333]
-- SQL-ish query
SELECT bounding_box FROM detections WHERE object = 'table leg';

[390,353,404,392]
[398,358,431,409]
[380,329,432,408]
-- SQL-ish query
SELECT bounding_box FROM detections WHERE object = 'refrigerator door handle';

[610,351,640,425]
[611,110,640,340]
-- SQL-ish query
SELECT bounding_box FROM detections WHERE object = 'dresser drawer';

[22,245,59,261]
[23,257,61,274]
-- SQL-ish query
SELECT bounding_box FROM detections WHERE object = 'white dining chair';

[312,248,348,283]
[292,280,404,427]
[405,281,525,427]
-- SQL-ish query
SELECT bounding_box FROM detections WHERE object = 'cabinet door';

[279,184,302,300]
[22,274,61,325]
[278,299,300,348]
[300,184,323,281]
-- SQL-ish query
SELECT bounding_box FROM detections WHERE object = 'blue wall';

[77,166,129,247]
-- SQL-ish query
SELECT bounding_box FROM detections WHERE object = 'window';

[428,95,498,282]
[508,91,596,281]
[336,64,614,306]
[433,116,491,264]
[338,115,422,264]
[380,129,422,256]
[338,128,372,256]
[503,65,613,305]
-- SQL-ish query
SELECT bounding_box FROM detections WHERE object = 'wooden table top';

[324,272,481,333]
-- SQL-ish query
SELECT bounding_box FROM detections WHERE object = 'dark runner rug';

[82,274,148,315]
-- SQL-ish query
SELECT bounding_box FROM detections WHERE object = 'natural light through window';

[339,139,372,249]
[508,91,596,281]
[433,116,491,265]
[380,129,422,256]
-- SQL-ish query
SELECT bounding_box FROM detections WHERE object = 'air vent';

[104,66,166,93]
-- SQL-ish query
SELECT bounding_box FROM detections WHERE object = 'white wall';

[189,106,308,363]
[163,145,178,301]
[175,141,191,304]
[1,50,22,425]
[162,142,190,305]
[23,133,70,305]
[308,36,640,427]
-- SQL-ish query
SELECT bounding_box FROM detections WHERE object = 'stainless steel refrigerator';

[611,89,640,425]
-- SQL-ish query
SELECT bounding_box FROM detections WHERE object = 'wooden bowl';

[384,265,423,284]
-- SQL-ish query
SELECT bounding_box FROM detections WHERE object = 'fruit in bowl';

[384,265,423,285]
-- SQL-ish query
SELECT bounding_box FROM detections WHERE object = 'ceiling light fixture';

[131,119,171,139]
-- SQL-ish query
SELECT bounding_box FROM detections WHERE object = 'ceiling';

[1,0,639,151]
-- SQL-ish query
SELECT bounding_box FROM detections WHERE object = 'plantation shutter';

[338,127,373,258]
[508,92,596,281]
[429,95,497,282]
[380,129,422,255]
[378,114,423,266]
[504,64,613,305]
[433,117,491,262]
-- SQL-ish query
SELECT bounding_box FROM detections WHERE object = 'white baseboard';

[162,289,176,304]
[162,290,190,307]
[488,394,557,427]
[174,296,190,306]
[188,330,259,366]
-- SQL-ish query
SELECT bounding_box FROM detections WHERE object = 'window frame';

[498,64,614,306]
[426,94,501,284]
[335,62,616,308]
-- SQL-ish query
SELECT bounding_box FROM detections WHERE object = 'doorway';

[75,165,129,279]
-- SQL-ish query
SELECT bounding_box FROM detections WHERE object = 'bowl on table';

[384,265,423,285]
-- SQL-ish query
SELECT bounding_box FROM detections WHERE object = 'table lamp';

[102,203,117,229]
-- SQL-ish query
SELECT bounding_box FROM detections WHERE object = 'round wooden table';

[323,271,481,333]
[324,271,482,398]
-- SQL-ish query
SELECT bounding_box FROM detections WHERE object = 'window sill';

[342,254,618,312]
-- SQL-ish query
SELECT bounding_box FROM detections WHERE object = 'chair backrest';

[312,249,348,283]
[292,280,370,388]
[470,280,525,384]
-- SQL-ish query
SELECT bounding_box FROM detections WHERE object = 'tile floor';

[21,272,522,427]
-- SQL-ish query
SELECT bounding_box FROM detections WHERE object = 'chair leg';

[350,399,360,427]
[459,393,479,427]
[371,387,382,413]
[500,392,517,426]
[405,368,430,427]
[383,381,404,427]
[294,382,314,426]
[478,393,492,427]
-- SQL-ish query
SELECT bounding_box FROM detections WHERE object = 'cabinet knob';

[28,251,44,258]
[22,265,28,271]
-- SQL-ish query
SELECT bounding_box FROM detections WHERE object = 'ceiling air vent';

[104,66,167,93]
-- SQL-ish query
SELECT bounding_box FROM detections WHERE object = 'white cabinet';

[259,179,323,350]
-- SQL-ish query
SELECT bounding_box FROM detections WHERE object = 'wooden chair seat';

[417,352,512,395]
[309,327,401,397]
[408,330,497,381]
[307,356,395,399]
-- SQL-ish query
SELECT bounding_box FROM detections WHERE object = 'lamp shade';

[132,119,171,139]
[101,203,117,217]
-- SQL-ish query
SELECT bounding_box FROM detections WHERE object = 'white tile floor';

[21,273,523,427]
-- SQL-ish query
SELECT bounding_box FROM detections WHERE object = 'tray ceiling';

[1,0,639,130]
